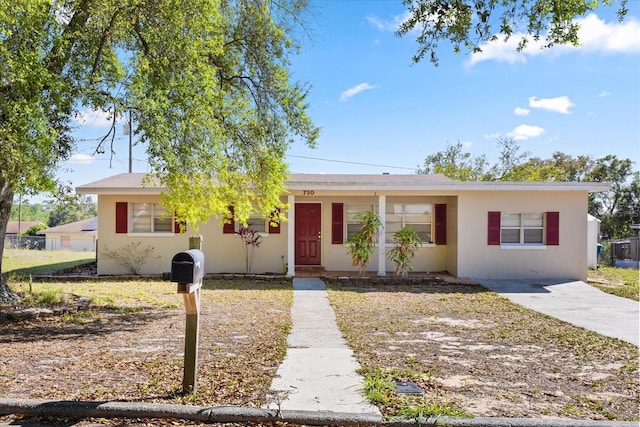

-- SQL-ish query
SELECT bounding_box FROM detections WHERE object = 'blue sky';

[38,1,640,202]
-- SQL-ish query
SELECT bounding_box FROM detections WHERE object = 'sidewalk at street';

[264,278,381,415]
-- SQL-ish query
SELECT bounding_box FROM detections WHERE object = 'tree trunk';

[0,175,20,305]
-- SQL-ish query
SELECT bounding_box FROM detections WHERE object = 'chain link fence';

[4,235,46,250]
[4,236,97,252]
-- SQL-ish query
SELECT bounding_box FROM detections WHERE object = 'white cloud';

[68,153,95,165]
[366,12,410,32]
[366,15,388,31]
[514,107,530,116]
[573,13,640,54]
[74,108,119,127]
[598,90,611,98]
[507,124,545,140]
[528,96,574,114]
[483,132,502,140]
[467,37,535,65]
[467,13,640,65]
[340,83,377,101]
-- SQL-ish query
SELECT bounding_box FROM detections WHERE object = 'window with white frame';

[345,204,376,240]
[236,214,267,234]
[501,212,544,244]
[385,203,432,244]
[131,203,173,233]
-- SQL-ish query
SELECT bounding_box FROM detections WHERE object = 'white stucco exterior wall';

[456,190,589,281]
[97,195,289,275]
[97,195,190,275]
[86,174,599,281]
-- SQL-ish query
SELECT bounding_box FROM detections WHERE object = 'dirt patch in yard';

[0,280,291,409]
[327,281,639,421]
[0,278,638,425]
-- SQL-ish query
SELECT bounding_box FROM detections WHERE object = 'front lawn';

[328,281,639,421]
[588,266,639,301]
[0,277,292,408]
[1,248,95,275]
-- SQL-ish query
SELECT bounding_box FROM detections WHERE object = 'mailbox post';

[170,247,204,394]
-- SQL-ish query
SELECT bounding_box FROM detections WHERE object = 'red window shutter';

[223,206,235,234]
[115,202,128,234]
[268,209,281,234]
[487,211,501,245]
[435,204,447,245]
[332,203,344,244]
[546,211,559,246]
[174,212,185,234]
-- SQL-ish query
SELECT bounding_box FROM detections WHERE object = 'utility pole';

[128,109,133,173]
[18,194,21,243]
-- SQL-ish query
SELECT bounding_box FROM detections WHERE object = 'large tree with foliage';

[48,195,97,227]
[0,0,318,303]
[586,156,639,239]
[418,141,639,239]
[417,137,528,181]
[397,0,628,65]
[9,201,51,224]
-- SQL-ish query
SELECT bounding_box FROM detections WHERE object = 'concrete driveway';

[478,279,639,346]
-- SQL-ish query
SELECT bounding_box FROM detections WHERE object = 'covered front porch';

[283,192,459,278]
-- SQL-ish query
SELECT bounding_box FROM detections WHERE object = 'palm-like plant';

[388,226,422,277]
[346,210,382,276]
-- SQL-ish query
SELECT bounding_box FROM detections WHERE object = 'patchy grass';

[361,366,472,419]
[2,248,95,275]
[21,286,66,306]
[327,282,639,421]
[588,267,639,301]
[9,277,181,309]
[2,270,638,424]
[0,278,292,408]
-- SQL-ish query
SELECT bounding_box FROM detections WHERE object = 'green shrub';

[346,210,382,276]
[102,242,159,274]
[388,226,422,277]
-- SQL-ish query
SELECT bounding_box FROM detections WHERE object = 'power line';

[66,150,419,172]
[287,154,417,171]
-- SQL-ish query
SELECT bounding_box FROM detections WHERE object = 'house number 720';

[303,190,315,196]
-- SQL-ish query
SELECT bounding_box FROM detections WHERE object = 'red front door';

[295,203,321,265]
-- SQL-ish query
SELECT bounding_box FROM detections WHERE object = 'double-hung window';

[385,203,432,244]
[238,214,267,235]
[131,203,173,233]
[345,204,376,240]
[501,212,544,245]
[331,202,444,245]
[488,211,558,246]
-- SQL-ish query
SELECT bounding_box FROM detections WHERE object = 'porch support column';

[287,195,296,277]
[377,194,386,276]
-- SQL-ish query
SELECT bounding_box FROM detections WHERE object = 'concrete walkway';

[264,278,381,415]
[479,279,639,346]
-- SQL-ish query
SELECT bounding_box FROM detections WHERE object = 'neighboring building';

[36,217,97,252]
[6,221,44,236]
[76,173,609,281]
[5,221,45,248]
[609,234,640,269]
[587,214,601,269]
